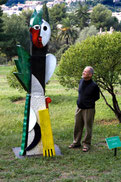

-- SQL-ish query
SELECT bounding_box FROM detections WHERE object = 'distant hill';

[102,0,121,6]
[5,0,49,7]
[5,0,121,8]
[6,0,26,6]
[6,0,44,7]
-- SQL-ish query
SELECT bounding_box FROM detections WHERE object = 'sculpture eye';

[33,25,40,30]
[43,26,47,31]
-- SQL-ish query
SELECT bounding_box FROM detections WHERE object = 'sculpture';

[14,7,56,157]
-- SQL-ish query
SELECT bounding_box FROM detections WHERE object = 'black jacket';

[77,78,100,109]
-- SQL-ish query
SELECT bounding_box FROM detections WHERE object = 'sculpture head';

[29,8,51,48]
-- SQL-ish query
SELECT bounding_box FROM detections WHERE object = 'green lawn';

[0,65,121,182]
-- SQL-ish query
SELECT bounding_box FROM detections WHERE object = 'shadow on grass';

[9,95,25,102]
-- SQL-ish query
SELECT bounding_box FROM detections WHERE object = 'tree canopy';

[58,32,121,123]
[90,4,119,30]
[1,14,30,61]
[58,17,78,45]
[76,25,98,43]
[49,3,67,29]
[0,0,8,58]
[0,7,4,41]
[75,4,90,30]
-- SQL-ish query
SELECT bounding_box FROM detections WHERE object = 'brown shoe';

[68,143,81,149]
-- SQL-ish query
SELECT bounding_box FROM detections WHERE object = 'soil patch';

[14,98,25,104]
[96,119,118,125]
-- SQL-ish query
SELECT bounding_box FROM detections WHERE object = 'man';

[69,66,100,152]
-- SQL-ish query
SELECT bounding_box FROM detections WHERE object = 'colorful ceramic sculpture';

[14,7,56,157]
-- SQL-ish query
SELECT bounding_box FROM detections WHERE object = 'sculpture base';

[12,144,62,159]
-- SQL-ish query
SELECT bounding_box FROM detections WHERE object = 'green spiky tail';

[19,94,30,156]
[14,45,31,92]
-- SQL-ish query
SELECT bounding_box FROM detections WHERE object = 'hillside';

[5,0,121,8]
[6,0,44,7]
[6,0,25,6]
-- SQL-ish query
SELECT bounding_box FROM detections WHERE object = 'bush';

[0,53,7,64]
[7,66,24,91]
[55,44,70,62]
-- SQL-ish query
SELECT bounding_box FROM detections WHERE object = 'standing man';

[69,66,100,152]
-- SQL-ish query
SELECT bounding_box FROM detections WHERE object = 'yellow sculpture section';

[38,108,55,157]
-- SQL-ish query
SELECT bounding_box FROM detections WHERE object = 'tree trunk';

[100,89,121,123]
[111,92,121,123]
[116,114,121,123]
[66,38,68,45]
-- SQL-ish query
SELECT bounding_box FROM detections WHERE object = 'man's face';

[82,68,92,80]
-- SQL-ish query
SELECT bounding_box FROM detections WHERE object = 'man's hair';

[85,66,94,75]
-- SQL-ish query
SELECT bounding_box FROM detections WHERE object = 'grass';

[0,65,121,182]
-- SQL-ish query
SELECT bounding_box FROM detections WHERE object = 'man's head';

[82,66,94,81]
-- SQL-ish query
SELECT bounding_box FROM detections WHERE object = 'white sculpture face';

[40,20,51,47]
[30,19,51,48]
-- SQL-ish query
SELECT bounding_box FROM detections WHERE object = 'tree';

[76,25,98,43]
[58,17,78,45]
[21,9,33,27]
[1,14,30,61]
[75,4,90,30]
[90,4,115,30]
[48,4,67,56]
[42,3,49,23]
[0,0,8,63]
[108,16,121,31]
[0,0,8,41]
[48,29,62,57]
[0,0,8,5]
[0,7,4,41]
[55,44,70,62]
[58,32,121,123]
[49,3,67,30]
[67,12,79,27]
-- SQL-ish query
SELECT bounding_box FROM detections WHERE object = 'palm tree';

[58,17,78,45]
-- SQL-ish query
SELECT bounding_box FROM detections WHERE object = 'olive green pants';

[73,107,95,147]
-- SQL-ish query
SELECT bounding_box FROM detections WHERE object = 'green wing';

[13,45,31,92]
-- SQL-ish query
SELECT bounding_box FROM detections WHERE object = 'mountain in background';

[6,0,26,6]
[6,0,45,7]
[102,0,121,6]
[5,0,121,7]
